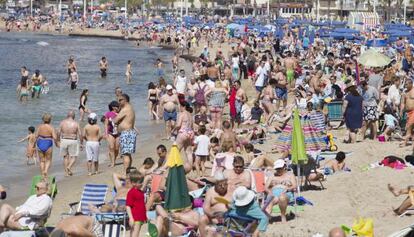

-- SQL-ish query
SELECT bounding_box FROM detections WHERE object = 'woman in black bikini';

[79,89,89,121]
[147,82,159,120]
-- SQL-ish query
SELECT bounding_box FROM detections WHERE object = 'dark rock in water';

[158,44,177,50]
[180,54,199,62]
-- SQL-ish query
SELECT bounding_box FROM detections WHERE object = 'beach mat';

[320,151,353,159]
[30,175,57,198]
[272,205,304,214]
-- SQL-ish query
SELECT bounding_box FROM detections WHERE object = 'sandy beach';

[1,23,414,237]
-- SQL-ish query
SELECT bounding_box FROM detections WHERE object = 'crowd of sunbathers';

[5,15,414,237]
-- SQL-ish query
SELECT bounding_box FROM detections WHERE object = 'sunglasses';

[118,99,125,102]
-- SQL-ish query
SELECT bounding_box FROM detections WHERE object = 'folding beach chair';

[101,219,126,237]
[30,175,58,198]
[327,101,343,121]
[68,184,108,215]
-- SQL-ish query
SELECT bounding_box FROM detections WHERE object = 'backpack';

[195,84,207,106]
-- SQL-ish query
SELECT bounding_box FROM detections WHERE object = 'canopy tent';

[366,39,388,47]
[333,28,360,34]
[348,12,380,31]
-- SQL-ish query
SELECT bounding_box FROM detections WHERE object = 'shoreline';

[2,29,192,232]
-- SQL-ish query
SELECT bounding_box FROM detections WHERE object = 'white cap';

[88,113,97,120]
[166,85,173,90]
[273,159,286,169]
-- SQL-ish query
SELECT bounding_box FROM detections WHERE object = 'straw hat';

[233,186,255,206]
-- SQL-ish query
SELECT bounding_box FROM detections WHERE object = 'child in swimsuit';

[18,126,37,165]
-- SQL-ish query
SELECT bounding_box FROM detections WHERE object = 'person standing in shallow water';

[126,60,132,84]
[99,56,108,78]
[79,89,89,122]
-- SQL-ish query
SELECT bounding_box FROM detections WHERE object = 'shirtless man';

[81,113,102,176]
[67,56,77,80]
[220,120,238,152]
[400,80,414,147]
[58,110,81,177]
[309,70,323,94]
[31,69,43,98]
[275,68,288,111]
[99,56,108,78]
[223,156,252,196]
[51,215,102,237]
[283,51,297,89]
[207,62,220,81]
[159,85,180,139]
[199,173,231,237]
[114,94,137,173]
[232,80,247,126]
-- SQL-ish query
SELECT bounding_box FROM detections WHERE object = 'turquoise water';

[0,32,173,194]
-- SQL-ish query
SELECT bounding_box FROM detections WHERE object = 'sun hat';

[166,85,173,90]
[233,186,255,207]
[273,159,286,169]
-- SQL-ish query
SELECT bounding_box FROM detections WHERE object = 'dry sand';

[1,24,413,236]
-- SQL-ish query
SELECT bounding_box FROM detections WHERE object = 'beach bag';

[195,84,207,106]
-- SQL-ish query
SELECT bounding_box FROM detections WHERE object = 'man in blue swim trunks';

[159,85,179,140]
[114,94,138,174]
[275,70,288,111]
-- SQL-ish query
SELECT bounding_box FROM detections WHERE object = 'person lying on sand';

[388,183,414,215]
[318,151,348,175]
[155,205,200,237]
[51,214,102,237]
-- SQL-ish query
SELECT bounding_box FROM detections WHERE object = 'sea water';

[0,32,172,197]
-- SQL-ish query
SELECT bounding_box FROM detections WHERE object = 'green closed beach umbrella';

[164,145,192,211]
[290,109,308,196]
[291,109,308,165]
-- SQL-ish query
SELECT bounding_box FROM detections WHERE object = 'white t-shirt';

[387,84,401,105]
[232,56,239,68]
[175,75,187,94]
[194,134,210,156]
[255,66,266,87]
[16,194,53,229]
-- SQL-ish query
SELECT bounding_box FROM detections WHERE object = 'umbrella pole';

[297,164,301,197]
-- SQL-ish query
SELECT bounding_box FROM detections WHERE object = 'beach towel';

[251,170,265,193]
[275,117,325,152]
[30,175,57,198]
[272,205,304,214]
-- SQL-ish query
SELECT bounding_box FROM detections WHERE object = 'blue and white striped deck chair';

[69,184,108,215]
